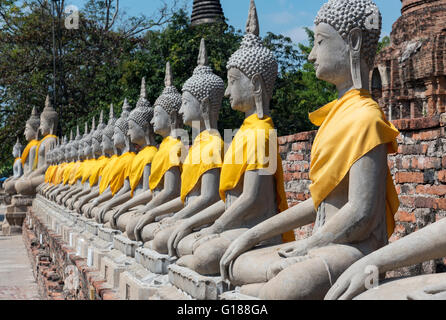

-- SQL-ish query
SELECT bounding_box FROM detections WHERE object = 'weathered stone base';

[168,264,232,300]
[2,195,33,235]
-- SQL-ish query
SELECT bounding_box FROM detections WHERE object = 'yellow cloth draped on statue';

[21,140,39,166]
[33,135,57,170]
[80,159,96,184]
[308,89,400,238]
[219,114,294,243]
[149,136,184,191]
[63,162,76,185]
[180,130,224,202]
[99,154,119,194]
[68,161,82,185]
[44,165,57,183]
[89,156,109,187]
[108,152,136,195]
[129,146,158,197]
[53,162,67,185]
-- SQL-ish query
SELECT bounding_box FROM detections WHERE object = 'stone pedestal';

[168,264,232,300]
[2,195,33,235]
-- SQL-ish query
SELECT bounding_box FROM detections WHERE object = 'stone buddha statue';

[69,112,108,211]
[61,118,97,207]
[84,100,136,220]
[39,136,65,197]
[39,140,60,195]
[102,77,158,230]
[96,77,157,226]
[4,107,40,195]
[216,0,401,300]
[325,216,446,300]
[124,65,185,241]
[76,105,117,216]
[11,138,24,179]
[16,95,58,196]
[167,0,294,277]
[141,39,225,254]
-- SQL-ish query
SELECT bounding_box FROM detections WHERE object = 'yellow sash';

[63,162,76,185]
[219,114,294,243]
[99,155,119,194]
[181,130,224,202]
[149,136,183,191]
[68,161,82,185]
[33,135,57,170]
[44,165,56,183]
[129,146,158,196]
[108,152,136,195]
[89,156,109,187]
[309,89,400,238]
[21,140,39,166]
[80,159,96,184]
[53,163,67,185]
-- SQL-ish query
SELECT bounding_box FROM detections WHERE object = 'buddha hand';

[134,213,156,242]
[167,221,194,257]
[324,259,372,300]
[266,256,310,280]
[220,231,257,282]
[407,283,446,300]
[277,238,314,258]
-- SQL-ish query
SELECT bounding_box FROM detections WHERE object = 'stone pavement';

[0,234,41,300]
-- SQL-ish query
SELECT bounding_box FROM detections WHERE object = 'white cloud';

[267,11,296,25]
[284,26,314,44]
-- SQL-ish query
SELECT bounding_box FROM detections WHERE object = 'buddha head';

[80,120,91,160]
[152,63,182,137]
[181,40,225,131]
[128,77,155,147]
[12,138,23,158]
[70,125,82,160]
[226,0,278,119]
[114,99,132,150]
[93,110,106,157]
[25,107,40,141]
[309,0,381,90]
[102,104,117,156]
[65,131,73,161]
[58,136,66,163]
[39,95,58,136]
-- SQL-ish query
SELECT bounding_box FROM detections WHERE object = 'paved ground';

[0,233,41,300]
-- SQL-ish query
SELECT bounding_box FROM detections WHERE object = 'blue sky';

[68,0,403,43]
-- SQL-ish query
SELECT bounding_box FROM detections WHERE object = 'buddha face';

[92,138,102,156]
[225,68,256,113]
[101,135,114,155]
[70,145,78,160]
[39,117,52,136]
[308,23,351,87]
[113,127,126,149]
[180,91,201,127]
[128,119,146,147]
[151,105,170,137]
[24,123,38,141]
[84,141,92,158]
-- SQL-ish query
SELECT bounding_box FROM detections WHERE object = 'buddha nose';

[308,47,317,64]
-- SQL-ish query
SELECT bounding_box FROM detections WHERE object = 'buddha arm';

[181,200,226,229]
[114,180,131,197]
[144,167,181,212]
[144,197,184,220]
[117,190,153,213]
[173,168,221,220]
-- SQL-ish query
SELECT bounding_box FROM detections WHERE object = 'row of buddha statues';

[4,0,446,300]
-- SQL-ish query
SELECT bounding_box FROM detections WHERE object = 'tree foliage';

[0,1,336,176]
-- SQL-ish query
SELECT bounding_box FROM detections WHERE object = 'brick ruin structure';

[371,0,446,120]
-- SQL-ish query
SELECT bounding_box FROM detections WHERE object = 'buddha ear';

[252,73,265,119]
[348,27,363,89]
[200,97,211,131]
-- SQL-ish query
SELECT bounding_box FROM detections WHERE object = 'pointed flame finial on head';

[45,95,51,109]
[165,62,173,87]
[140,77,147,99]
[246,0,259,36]
[31,106,37,117]
[109,103,114,119]
[197,39,208,67]
[84,122,88,135]
[99,110,104,125]
[123,98,131,113]
[91,116,96,132]
[69,129,73,141]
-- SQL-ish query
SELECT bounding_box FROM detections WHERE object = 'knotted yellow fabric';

[308,89,400,238]
[63,162,76,185]
[68,161,82,185]
[149,136,184,191]
[89,156,109,187]
[129,146,158,196]
[33,135,57,169]
[80,159,96,184]
[181,130,224,202]
[21,140,39,166]
[219,114,294,243]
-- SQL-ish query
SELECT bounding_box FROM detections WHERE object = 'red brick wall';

[279,114,446,276]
